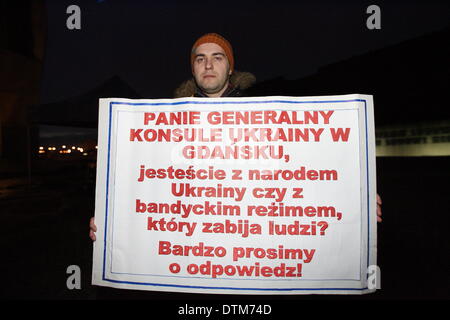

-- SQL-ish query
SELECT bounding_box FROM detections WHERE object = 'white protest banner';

[92,94,377,295]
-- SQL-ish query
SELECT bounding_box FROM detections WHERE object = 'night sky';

[40,0,450,104]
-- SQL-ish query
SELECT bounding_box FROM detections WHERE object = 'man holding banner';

[89,33,382,296]
[89,32,382,241]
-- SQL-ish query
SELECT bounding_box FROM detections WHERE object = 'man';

[89,33,256,240]
[90,32,382,241]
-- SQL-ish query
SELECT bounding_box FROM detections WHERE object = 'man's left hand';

[376,193,382,223]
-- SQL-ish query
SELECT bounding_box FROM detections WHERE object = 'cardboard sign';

[92,95,377,294]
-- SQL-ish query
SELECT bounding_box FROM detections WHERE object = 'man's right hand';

[89,217,97,241]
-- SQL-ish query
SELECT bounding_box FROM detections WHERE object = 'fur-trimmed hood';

[174,71,256,98]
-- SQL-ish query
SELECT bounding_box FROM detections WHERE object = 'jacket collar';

[193,82,241,97]
[174,71,256,98]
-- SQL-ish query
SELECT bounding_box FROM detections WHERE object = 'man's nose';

[205,58,213,69]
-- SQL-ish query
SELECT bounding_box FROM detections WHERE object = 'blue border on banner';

[102,98,371,292]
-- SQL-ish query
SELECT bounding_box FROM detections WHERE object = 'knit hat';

[191,33,234,72]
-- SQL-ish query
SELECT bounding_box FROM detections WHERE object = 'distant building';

[0,1,45,175]
[248,27,450,156]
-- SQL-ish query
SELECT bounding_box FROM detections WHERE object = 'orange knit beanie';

[191,33,234,72]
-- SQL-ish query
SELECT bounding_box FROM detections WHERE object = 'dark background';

[0,0,449,304]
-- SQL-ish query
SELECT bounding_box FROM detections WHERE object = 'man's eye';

[214,56,223,61]
[196,58,204,63]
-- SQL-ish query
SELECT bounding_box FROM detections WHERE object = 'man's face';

[192,42,232,97]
